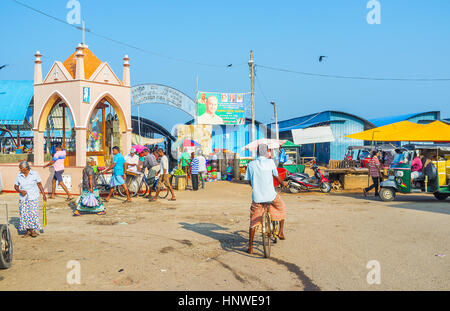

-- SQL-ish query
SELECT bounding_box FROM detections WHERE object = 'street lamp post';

[249,50,255,158]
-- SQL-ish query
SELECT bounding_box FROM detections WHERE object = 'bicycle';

[95,167,126,197]
[119,171,142,197]
[261,201,281,259]
[137,172,169,199]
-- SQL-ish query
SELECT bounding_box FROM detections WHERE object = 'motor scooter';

[285,162,331,193]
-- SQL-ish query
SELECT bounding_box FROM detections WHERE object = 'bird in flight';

[0,64,8,70]
[227,64,233,67]
[319,56,327,62]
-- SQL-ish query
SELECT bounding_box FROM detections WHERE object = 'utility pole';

[271,101,279,141]
[82,20,86,45]
[248,50,255,158]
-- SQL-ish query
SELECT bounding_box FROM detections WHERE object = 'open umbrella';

[182,139,201,148]
[132,144,147,153]
[241,138,287,151]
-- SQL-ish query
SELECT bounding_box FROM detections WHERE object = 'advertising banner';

[292,126,335,145]
[197,91,246,125]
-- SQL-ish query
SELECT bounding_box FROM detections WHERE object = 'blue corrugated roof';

[275,110,374,132]
[0,80,34,125]
[0,130,34,138]
[369,111,439,127]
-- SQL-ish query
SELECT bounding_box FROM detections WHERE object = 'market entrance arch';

[131,84,196,118]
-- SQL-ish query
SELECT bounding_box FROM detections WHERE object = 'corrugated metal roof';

[369,111,440,127]
[275,110,375,132]
[0,80,33,125]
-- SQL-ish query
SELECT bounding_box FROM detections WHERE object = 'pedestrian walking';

[43,143,72,201]
[14,161,47,238]
[190,151,200,191]
[141,148,161,198]
[103,146,132,203]
[196,149,207,189]
[73,157,105,216]
[364,151,381,197]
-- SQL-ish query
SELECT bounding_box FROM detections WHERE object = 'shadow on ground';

[179,222,265,258]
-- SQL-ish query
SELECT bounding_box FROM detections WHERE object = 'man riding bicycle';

[244,144,287,254]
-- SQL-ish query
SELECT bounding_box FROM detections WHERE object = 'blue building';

[273,110,442,165]
[273,111,375,164]
[369,111,440,127]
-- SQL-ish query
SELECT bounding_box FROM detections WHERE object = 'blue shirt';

[245,156,279,203]
[113,153,125,176]
[14,170,42,202]
[191,157,200,174]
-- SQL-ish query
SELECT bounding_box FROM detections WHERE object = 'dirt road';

[0,181,449,290]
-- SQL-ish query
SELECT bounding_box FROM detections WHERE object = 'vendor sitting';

[410,152,423,183]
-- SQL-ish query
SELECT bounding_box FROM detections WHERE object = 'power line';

[11,0,240,68]
[254,68,270,103]
[257,64,450,82]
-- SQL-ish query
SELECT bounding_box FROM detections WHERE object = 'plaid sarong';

[250,194,286,228]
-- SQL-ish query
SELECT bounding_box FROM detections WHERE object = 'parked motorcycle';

[285,162,331,193]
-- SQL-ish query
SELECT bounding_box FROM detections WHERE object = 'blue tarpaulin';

[0,80,34,125]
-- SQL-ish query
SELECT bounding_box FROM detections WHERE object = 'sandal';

[31,230,39,238]
[66,197,74,202]
[168,198,176,201]
[22,231,31,238]
[97,211,106,215]
[73,211,81,216]
[122,200,132,204]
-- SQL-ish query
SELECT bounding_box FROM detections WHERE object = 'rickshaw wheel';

[0,224,13,269]
[380,188,395,202]
[433,193,449,201]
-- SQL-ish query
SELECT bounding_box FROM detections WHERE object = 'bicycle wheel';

[158,185,170,199]
[128,179,140,197]
[116,185,126,197]
[262,212,271,258]
[138,179,148,197]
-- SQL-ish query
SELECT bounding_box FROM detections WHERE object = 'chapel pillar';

[33,130,44,166]
[76,128,87,167]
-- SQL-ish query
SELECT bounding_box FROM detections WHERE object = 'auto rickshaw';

[379,144,450,201]
[344,144,397,168]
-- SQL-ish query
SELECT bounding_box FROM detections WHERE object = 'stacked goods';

[176,176,186,190]
[173,168,187,190]
[206,165,218,182]
[173,168,186,176]
[226,166,233,181]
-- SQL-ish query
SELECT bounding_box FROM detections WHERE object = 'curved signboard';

[131,84,196,117]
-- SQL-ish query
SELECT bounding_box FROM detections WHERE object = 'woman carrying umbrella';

[14,161,47,238]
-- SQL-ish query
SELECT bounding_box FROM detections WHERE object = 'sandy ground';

[0,181,449,291]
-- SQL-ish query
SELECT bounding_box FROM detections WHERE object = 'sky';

[1,0,449,131]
